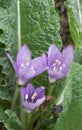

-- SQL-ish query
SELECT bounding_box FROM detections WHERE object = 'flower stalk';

[11,86,20,109]
[48,83,55,95]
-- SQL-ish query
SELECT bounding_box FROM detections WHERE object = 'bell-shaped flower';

[47,44,74,83]
[6,44,47,85]
[20,83,46,112]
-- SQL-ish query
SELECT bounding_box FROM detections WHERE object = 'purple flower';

[53,105,63,118]
[47,44,74,83]
[6,44,47,85]
[20,83,46,112]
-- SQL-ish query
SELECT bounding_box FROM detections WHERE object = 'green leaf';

[65,0,82,48]
[0,0,18,102]
[0,0,62,102]
[0,106,22,130]
[52,78,66,104]
[0,107,7,123]
[4,110,22,130]
[74,47,82,65]
[20,0,62,56]
[55,63,82,130]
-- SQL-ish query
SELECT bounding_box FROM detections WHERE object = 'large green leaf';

[0,0,18,102]
[55,63,82,130]
[65,0,82,48]
[0,0,62,102]
[20,0,62,56]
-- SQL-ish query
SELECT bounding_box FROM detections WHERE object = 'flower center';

[26,57,30,61]
[24,92,37,103]
[20,57,30,68]
[25,94,28,102]
[52,59,65,72]
[31,92,37,102]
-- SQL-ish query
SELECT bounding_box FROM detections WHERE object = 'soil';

[0,123,7,130]
[55,0,73,48]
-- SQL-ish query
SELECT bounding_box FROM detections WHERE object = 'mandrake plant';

[0,0,82,130]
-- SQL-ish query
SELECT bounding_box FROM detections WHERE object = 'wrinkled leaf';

[55,63,82,130]
[4,109,22,130]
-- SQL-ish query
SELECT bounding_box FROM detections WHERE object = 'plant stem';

[48,83,55,95]
[20,95,32,130]
[27,113,32,130]
[17,0,21,49]
[20,94,26,130]
[11,86,20,109]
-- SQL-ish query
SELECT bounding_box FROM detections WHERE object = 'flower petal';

[42,53,48,67]
[26,83,34,97]
[6,53,17,73]
[20,84,34,105]
[61,45,74,65]
[16,44,31,68]
[17,65,36,85]
[48,69,64,83]
[23,102,37,112]
[20,87,27,101]
[23,96,45,112]
[30,55,47,77]
[48,44,61,67]
[48,76,56,83]
[34,96,45,107]
[34,87,45,100]
[18,54,47,85]
[62,66,69,77]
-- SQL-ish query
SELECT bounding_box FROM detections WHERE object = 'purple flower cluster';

[6,44,74,112]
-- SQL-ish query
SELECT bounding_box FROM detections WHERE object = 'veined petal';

[16,44,31,67]
[61,45,74,65]
[6,53,17,73]
[48,44,61,67]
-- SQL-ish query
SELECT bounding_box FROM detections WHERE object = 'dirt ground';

[55,0,73,48]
